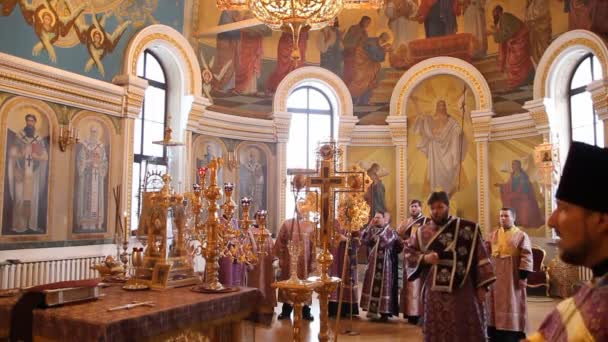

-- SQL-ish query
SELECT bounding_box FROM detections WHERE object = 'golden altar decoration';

[279,141,365,342]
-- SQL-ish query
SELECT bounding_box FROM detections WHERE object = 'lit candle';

[123,211,129,241]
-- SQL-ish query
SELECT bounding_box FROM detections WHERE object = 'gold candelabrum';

[58,123,79,152]
[190,158,267,293]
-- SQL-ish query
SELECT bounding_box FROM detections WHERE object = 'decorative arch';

[273,66,353,117]
[122,24,202,96]
[0,96,59,240]
[389,57,492,116]
[68,111,119,239]
[534,30,608,100]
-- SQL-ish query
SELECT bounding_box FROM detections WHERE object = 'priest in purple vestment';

[527,142,608,342]
[360,211,403,321]
[487,208,533,342]
[397,199,427,325]
[273,212,316,321]
[247,212,277,323]
[329,220,360,317]
[406,191,496,341]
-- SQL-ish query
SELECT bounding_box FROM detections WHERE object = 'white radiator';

[578,266,594,282]
[0,255,106,290]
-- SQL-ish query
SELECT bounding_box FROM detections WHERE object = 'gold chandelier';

[216,0,384,60]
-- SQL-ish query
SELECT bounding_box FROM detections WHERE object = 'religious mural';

[406,74,477,220]
[192,136,227,186]
[72,117,110,234]
[0,0,181,79]
[489,136,546,236]
[346,146,396,221]
[196,1,608,123]
[1,105,50,236]
[236,143,268,215]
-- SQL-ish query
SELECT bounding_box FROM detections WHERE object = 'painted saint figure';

[495,160,544,228]
[343,16,371,87]
[462,0,488,57]
[525,0,552,66]
[346,32,392,105]
[317,20,344,76]
[3,114,49,234]
[412,98,466,195]
[492,6,534,90]
[75,124,109,232]
[239,147,265,214]
[364,163,387,220]
[417,0,459,38]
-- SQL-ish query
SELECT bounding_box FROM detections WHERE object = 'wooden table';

[0,285,260,342]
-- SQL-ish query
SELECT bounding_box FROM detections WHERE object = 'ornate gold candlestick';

[272,280,318,342]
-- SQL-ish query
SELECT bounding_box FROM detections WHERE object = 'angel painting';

[5,0,86,62]
[199,50,232,100]
[66,7,131,77]
[494,158,545,228]
[358,161,389,219]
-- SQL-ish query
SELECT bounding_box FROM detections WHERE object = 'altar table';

[0,285,260,342]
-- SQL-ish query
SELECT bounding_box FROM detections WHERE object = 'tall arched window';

[569,53,604,147]
[131,50,168,230]
[285,84,336,218]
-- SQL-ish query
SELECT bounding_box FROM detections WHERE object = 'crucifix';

[300,142,364,342]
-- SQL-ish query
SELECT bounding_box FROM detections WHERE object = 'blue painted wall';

[0,0,184,81]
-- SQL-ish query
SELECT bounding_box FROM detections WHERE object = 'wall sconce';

[58,124,79,152]
[226,151,237,171]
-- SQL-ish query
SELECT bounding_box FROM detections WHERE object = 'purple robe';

[360,224,403,316]
[407,216,496,342]
[397,215,428,318]
[487,226,533,333]
[273,218,315,304]
[528,274,608,341]
[329,223,360,313]
[247,226,277,314]
[218,217,248,287]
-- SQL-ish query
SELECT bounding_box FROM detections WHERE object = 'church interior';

[0,0,607,341]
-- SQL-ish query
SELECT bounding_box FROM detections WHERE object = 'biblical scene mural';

[236,143,268,215]
[489,136,546,236]
[346,146,396,221]
[406,74,477,220]
[0,0,182,79]
[196,1,608,123]
[1,103,51,236]
[72,117,110,234]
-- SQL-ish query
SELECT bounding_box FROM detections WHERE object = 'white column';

[386,116,408,225]
[273,111,292,226]
[471,109,493,234]
[113,74,148,232]
[337,116,358,168]
[588,79,608,147]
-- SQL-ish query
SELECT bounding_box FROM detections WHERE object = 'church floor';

[253,296,559,341]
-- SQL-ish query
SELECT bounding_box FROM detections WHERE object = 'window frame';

[286,85,335,170]
[132,50,169,229]
[567,53,601,146]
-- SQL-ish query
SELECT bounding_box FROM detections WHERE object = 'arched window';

[285,84,336,218]
[131,50,169,230]
[569,54,604,147]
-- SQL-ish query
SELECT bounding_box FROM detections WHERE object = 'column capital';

[272,111,292,143]
[112,73,148,119]
[587,79,608,121]
[523,99,550,136]
[337,116,359,144]
[470,109,494,142]
[386,116,408,144]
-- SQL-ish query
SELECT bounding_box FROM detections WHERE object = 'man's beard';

[24,126,35,137]
[432,213,449,225]
[559,228,593,266]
